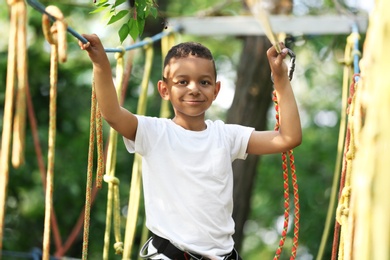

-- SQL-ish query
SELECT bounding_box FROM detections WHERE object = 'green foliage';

[92,0,158,42]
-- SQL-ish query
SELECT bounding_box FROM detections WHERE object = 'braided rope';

[41,6,67,260]
[82,82,97,260]
[289,150,300,259]
[272,90,300,260]
[95,103,104,189]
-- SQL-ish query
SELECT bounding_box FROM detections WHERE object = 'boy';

[79,35,301,260]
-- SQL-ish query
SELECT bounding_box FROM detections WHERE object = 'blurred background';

[0,0,373,259]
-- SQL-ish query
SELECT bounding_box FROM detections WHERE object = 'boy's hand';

[78,34,108,65]
[266,42,289,82]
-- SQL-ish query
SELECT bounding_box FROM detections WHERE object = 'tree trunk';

[229,0,293,251]
[227,36,273,250]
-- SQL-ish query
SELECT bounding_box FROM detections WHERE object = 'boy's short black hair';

[163,42,217,79]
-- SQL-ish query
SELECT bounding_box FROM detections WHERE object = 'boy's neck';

[172,116,207,131]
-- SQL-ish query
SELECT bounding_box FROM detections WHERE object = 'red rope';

[272,91,300,260]
[331,74,359,260]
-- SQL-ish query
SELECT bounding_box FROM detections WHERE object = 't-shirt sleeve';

[123,115,161,155]
[226,124,254,160]
[123,115,144,154]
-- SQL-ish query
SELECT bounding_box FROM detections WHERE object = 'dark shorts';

[140,234,242,260]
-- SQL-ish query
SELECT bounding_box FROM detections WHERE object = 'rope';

[41,6,68,260]
[316,29,360,260]
[82,81,98,260]
[102,47,126,259]
[122,39,154,260]
[0,0,28,250]
[11,0,28,169]
[245,0,282,53]
[26,69,64,254]
[327,32,360,260]
[159,30,176,119]
[348,1,390,257]
[272,91,300,260]
[26,0,178,53]
[335,75,359,260]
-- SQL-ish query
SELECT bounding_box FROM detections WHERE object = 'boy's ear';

[158,80,170,100]
[213,81,221,100]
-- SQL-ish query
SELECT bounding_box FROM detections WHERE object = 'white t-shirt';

[123,115,254,259]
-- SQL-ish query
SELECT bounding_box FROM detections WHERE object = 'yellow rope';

[0,0,20,250]
[11,0,28,169]
[41,6,67,260]
[245,0,282,53]
[336,77,359,260]
[122,39,154,260]
[349,0,390,258]
[159,30,175,119]
[103,47,126,259]
[316,32,356,260]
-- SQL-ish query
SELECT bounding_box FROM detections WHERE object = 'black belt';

[151,234,241,260]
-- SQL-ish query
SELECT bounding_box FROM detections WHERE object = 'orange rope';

[272,90,300,260]
[41,5,67,260]
[82,84,97,260]
[0,0,27,250]
[82,78,104,259]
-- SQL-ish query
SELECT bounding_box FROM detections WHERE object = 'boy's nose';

[188,82,200,94]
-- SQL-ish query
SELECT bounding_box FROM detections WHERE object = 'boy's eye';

[200,80,211,86]
[178,80,188,85]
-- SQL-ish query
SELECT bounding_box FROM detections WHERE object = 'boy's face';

[158,55,221,120]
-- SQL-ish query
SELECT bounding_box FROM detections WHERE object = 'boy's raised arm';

[79,34,138,141]
[247,43,302,155]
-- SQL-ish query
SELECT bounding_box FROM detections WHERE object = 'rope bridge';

[1,0,300,259]
[1,1,176,259]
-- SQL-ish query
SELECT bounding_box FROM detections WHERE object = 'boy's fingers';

[82,42,91,50]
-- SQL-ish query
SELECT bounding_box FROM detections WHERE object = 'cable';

[25,0,179,53]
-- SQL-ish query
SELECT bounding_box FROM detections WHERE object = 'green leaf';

[128,18,139,41]
[114,0,126,8]
[89,3,110,14]
[107,10,129,25]
[95,0,108,7]
[137,18,146,37]
[136,1,147,18]
[118,23,130,43]
[150,7,158,18]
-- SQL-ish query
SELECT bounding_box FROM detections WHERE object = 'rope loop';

[142,37,154,50]
[114,46,126,60]
[42,5,67,62]
[7,0,22,6]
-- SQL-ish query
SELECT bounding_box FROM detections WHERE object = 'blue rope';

[25,0,178,53]
[351,23,361,82]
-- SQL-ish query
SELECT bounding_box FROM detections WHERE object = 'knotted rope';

[327,32,361,260]
[41,6,68,260]
[122,39,154,260]
[102,47,126,259]
[335,75,359,260]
